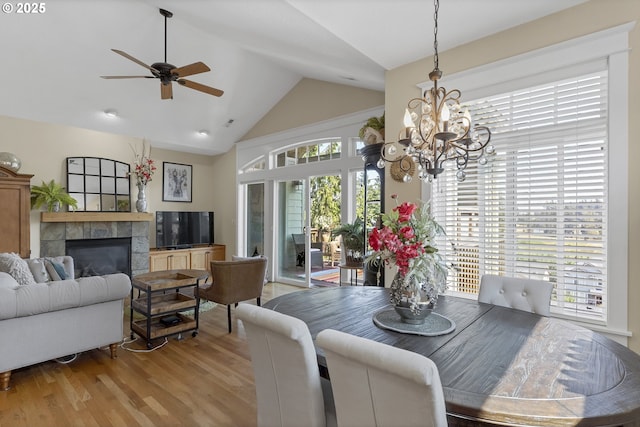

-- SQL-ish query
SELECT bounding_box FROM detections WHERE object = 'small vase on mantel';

[390,272,439,325]
[136,183,148,212]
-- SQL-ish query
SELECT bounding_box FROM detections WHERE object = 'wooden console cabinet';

[0,166,33,258]
[149,244,225,273]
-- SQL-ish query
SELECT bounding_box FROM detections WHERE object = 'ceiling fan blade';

[177,79,224,97]
[111,49,158,73]
[161,82,173,100]
[171,62,210,78]
[100,75,154,79]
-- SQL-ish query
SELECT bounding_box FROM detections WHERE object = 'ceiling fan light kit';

[100,8,224,100]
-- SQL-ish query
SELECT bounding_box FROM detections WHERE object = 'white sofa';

[0,254,131,390]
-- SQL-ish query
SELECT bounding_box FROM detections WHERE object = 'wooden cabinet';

[149,250,190,271]
[149,244,226,273]
[189,247,211,270]
[0,166,33,258]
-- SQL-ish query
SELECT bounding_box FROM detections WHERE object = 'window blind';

[432,70,608,321]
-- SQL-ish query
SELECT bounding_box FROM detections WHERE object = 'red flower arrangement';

[130,141,156,186]
[367,194,447,311]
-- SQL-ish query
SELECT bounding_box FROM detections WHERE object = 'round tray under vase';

[372,307,456,336]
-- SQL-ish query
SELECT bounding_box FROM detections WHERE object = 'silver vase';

[390,272,438,325]
[0,152,21,172]
[136,183,148,212]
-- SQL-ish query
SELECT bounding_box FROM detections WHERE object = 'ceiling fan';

[100,8,224,100]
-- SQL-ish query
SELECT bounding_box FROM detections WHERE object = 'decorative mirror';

[67,157,131,211]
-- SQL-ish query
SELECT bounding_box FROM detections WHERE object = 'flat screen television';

[155,211,214,249]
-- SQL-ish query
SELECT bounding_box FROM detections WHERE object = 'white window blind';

[432,70,608,321]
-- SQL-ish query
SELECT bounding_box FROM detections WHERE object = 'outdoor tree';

[310,175,341,235]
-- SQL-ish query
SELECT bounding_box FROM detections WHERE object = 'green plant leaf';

[30,179,78,211]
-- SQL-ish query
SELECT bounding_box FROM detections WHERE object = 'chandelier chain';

[433,0,439,71]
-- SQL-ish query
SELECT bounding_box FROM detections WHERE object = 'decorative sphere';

[0,152,21,172]
[456,170,466,182]
[376,159,386,169]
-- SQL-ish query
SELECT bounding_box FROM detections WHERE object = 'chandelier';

[378,0,493,183]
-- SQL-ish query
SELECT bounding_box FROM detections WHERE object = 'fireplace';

[39,213,151,277]
[66,238,132,277]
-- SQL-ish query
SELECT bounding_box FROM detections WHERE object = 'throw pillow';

[45,259,68,280]
[26,258,51,283]
[0,253,36,286]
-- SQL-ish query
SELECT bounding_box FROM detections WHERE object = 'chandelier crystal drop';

[379,0,493,182]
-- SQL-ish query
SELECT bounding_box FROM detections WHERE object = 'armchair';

[199,257,268,333]
[291,233,324,269]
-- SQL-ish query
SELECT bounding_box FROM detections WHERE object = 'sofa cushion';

[0,272,19,290]
[0,253,36,286]
[0,273,131,320]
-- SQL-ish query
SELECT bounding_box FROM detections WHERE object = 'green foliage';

[356,171,381,230]
[310,175,341,232]
[30,180,78,212]
[332,218,365,251]
[358,113,385,139]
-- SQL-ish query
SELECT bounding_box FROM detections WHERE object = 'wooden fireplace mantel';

[40,212,154,223]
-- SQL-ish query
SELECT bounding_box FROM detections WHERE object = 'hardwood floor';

[0,282,306,427]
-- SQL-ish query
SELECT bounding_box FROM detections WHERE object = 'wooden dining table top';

[263,286,640,427]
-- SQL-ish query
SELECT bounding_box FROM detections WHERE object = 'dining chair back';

[237,304,336,427]
[316,328,447,427]
[199,257,268,333]
[478,274,553,316]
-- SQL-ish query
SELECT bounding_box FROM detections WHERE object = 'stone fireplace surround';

[39,212,152,277]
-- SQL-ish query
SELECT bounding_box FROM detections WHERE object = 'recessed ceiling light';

[104,109,118,118]
[197,129,209,136]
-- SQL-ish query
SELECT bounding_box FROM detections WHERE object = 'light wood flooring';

[0,282,306,427]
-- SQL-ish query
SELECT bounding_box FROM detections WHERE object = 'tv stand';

[149,244,225,273]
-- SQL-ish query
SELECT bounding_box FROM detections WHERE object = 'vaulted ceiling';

[0,0,585,155]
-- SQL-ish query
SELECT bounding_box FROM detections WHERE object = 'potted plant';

[332,218,365,266]
[359,113,385,145]
[30,179,78,212]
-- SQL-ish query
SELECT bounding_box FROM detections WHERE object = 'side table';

[131,269,209,348]
[338,264,363,286]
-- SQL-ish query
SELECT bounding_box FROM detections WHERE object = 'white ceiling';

[0,0,585,156]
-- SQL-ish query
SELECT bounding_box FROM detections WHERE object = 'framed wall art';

[162,162,192,202]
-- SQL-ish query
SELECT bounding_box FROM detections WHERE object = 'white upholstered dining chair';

[316,329,448,427]
[236,304,336,427]
[478,274,554,316]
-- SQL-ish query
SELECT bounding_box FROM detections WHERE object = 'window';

[430,23,632,332]
[274,138,341,168]
[434,70,608,321]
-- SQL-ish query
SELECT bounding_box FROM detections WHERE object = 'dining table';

[263,286,640,427]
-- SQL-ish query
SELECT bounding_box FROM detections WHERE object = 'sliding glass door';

[276,179,310,286]
[275,173,342,287]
